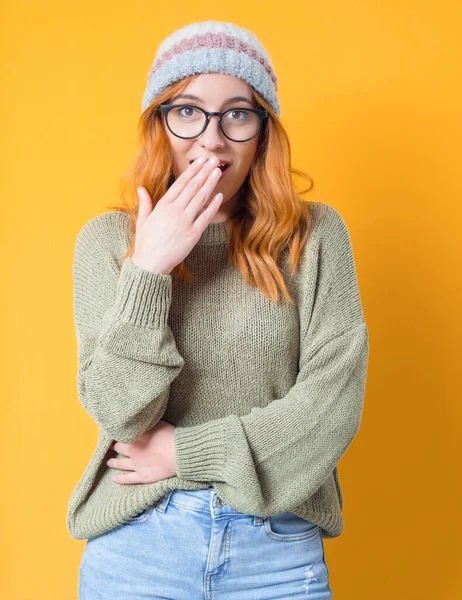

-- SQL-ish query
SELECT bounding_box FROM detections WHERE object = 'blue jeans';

[79,487,333,599]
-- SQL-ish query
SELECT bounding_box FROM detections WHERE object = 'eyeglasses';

[158,104,268,143]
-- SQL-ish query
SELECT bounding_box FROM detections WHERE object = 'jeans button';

[215,497,224,507]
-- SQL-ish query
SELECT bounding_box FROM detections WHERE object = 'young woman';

[70,20,369,599]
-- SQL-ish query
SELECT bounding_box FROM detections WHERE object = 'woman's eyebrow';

[171,94,253,107]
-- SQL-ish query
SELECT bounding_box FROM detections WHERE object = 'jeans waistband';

[153,488,267,526]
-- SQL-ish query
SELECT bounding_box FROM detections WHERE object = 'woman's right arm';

[72,213,184,444]
[74,158,225,443]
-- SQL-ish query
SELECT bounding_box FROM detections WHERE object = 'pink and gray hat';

[141,21,280,117]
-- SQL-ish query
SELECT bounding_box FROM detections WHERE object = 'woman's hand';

[107,420,177,485]
[133,157,224,275]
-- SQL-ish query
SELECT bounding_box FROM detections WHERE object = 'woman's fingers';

[162,157,208,204]
[176,157,221,210]
[107,457,134,471]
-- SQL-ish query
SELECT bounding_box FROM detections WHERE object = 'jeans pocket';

[263,512,320,541]
[125,506,152,524]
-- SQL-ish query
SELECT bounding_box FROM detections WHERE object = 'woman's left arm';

[172,205,370,516]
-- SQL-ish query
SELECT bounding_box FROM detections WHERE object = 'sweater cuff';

[113,257,172,328]
[174,418,228,481]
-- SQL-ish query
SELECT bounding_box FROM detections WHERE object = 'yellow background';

[2,1,461,598]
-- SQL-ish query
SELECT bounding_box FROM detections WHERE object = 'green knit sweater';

[67,201,369,541]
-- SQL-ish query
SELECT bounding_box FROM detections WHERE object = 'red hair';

[106,75,314,304]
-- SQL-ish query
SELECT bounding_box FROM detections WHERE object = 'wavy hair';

[106,75,315,304]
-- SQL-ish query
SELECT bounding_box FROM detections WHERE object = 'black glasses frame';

[158,104,268,142]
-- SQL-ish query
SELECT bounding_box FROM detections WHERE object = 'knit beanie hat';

[141,21,280,117]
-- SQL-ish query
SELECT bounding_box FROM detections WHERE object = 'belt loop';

[253,516,266,526]
[154,489,174,513]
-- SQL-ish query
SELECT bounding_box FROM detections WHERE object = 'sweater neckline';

[196,219,229,245]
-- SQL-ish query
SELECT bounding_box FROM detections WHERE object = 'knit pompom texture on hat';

[141,21,280,117]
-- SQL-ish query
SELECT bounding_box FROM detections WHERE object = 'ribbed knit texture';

[67,201,369,541]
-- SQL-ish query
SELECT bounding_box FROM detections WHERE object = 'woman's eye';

[179,107,196,117]
[227,110,248,121]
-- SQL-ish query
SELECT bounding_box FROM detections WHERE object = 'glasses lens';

[167,106,206,138]
[221,109,261,141]
[167,106,261,141]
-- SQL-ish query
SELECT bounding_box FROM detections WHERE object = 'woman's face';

[163,73,262,222]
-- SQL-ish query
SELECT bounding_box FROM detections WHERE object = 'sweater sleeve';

[73,213,185,444]
[173,205,369,515]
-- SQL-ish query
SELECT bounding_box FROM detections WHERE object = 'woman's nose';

[199,116,225,144]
